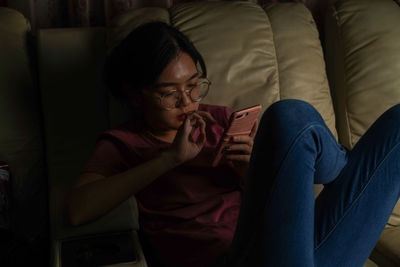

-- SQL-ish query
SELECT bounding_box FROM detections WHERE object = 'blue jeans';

[217,100,400,267]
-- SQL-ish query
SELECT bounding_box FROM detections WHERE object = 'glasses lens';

[191,81,209,101]
[160,80,210,109]
[162,91,180,109]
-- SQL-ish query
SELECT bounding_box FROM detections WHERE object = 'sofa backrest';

[325,0,400,149]
[108,1,337,137]
[325,0,400,227]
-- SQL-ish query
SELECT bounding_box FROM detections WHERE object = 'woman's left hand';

[223,120,258,163]
[223,120,258,182]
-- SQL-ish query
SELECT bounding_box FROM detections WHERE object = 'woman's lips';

[178,114,186,121]
[177,111,195,121]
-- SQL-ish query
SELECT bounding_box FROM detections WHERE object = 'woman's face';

[140,52,201,135]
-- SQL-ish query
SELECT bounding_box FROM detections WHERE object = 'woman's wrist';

[160,150,183,169]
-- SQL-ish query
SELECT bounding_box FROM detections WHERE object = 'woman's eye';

[164,91,176,97]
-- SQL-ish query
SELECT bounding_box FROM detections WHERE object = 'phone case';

[212,104,262,167]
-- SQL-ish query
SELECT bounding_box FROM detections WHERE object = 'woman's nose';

[179,90,192,106]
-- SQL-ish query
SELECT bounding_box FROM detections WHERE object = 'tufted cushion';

[107,1,336,197]
[325,0,400,224]
[108,1,337,138]
[325,0,400,149]
[325,0,400,265]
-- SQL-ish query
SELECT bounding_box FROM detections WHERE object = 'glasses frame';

[145,78,211,111]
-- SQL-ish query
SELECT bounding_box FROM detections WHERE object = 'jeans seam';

[314,141,400,251]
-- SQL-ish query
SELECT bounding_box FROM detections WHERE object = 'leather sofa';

[0,0,399,266]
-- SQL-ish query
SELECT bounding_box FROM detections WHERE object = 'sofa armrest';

[49,186,142,267]
[37,27,146,266]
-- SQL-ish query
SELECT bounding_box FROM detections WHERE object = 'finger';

[181,115,194,138]
[250,119,258,138]
[231,135,253,145]
[187,113,207,144]
[224,153,251,163]
[198,114,206,140]
[192,113,207,127]
[189,112,203,121]
[224,144,252,155]
[196,115,207,145]
[196,111,217,124]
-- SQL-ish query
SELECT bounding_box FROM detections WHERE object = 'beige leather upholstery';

[109,1,337,137]
[3,0,399,266]
[325,0,400,149]
[325,0,400,265]
[265,3,336,139]
[108,2,335,197]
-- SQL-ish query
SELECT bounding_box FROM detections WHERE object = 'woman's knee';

[258,99,324,135]
[368,104,400,141]
[382,104,400,122]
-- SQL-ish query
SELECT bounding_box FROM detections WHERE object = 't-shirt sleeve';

[222,106,233,128]
[81,138,126,178]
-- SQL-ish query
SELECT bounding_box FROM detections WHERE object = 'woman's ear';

[122,83,144,107]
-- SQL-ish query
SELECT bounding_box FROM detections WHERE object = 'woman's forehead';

[156,52,197,83]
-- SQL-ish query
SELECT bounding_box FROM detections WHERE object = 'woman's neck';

[143,123,177,144]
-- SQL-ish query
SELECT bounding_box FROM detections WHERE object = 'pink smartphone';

[212,104,262,167]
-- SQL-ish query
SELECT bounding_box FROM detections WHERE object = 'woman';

[66,22,400,267]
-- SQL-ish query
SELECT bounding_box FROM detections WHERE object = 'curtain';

[0,0,334,30]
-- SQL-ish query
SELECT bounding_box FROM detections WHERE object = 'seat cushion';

[372,226,400,266]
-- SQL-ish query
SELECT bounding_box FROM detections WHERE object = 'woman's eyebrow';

[155,73,199,88]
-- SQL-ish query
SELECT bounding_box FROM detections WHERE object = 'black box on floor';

[61,231,137,267]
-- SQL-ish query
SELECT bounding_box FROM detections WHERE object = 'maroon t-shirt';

[82,104,243,266]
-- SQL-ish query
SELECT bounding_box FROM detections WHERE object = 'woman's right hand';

[167,112,207,165]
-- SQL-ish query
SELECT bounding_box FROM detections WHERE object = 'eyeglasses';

[146,78,211,110]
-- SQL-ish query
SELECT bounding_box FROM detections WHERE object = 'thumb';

[177,115,192,139]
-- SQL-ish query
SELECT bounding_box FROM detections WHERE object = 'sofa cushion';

[325,0,400,220]
[107,1,336,197]
[372,226,400,266]
[325,0,400,265]
[325,0,400,149]
[108,1,337,138]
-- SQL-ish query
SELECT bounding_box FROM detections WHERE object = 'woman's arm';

[66,112,207,226]
[66,150,178,226]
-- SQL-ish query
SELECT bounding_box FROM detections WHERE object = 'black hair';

[104,21,207,114]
